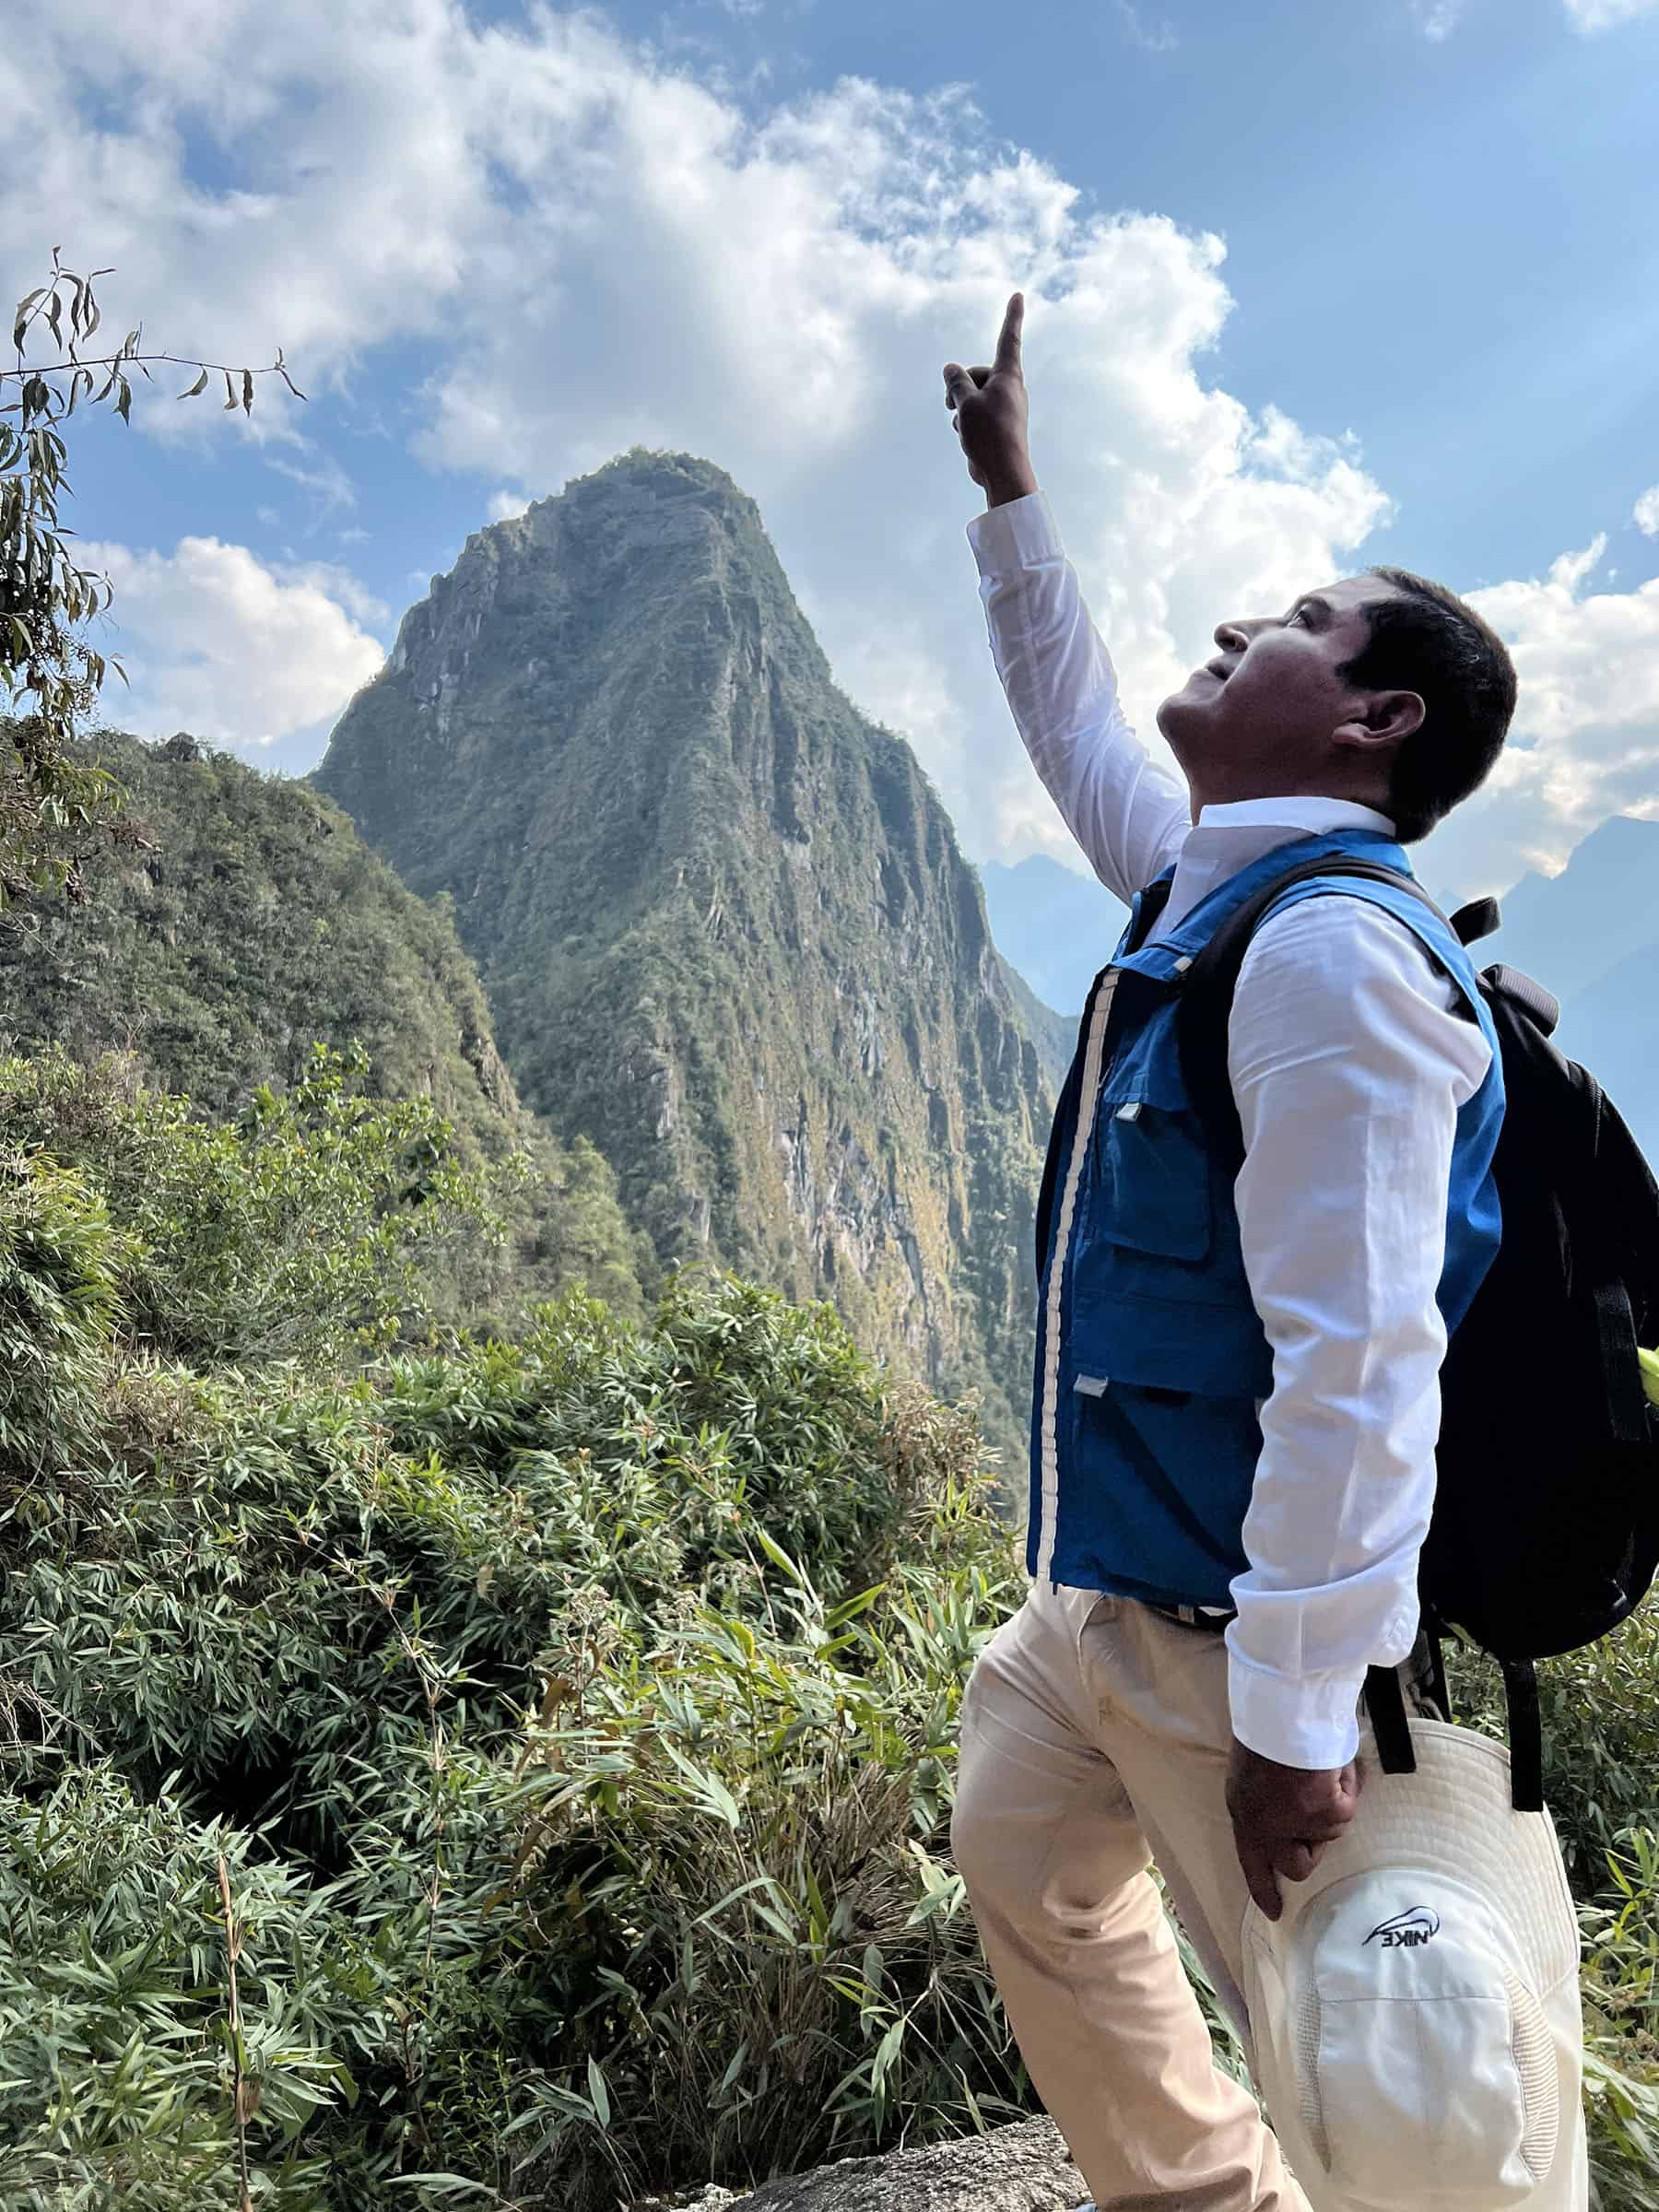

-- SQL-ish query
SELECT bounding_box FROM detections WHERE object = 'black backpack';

[1178,855,1659,1810]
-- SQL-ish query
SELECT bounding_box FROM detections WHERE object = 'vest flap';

[1098,1053,1190,1112]
[1069,1289,1275,1401]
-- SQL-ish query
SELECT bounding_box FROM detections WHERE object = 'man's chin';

[1155,688,1205,757]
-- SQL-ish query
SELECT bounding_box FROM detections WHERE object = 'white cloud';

[1425,540,1659,894]
[265,449,358,522]
[0,5,1396,876]
[487,488,534,524]
[6,3,1657,897]
[1408,0,1468,40]
[79,537,386,750]
[1563,0,1659,28]
[1116,3,1180,53]
[1635,485,1659,536]
[1410,0,1656,35]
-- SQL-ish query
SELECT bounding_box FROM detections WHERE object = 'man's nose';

[1213,619,1251,652]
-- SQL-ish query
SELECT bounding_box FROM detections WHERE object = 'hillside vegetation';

[0,726,650,1329]
[0,1053,1030,2206]
[4,1050,1659,2210]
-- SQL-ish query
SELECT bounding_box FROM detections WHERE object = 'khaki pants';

[951,1580,1586,2211]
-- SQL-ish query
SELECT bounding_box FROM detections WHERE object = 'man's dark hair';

[1340,566,1517,843]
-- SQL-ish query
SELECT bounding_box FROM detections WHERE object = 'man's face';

[1157,575,1406,801]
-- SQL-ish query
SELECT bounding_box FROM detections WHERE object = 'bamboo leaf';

[388,2180,500,2199]
[870,2018,905,2098]
[753,1525,815,1594]
[585,2055,611,2129]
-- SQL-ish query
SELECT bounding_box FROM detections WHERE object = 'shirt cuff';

[1226,1642,1366,1771]
[966,489,1064,576]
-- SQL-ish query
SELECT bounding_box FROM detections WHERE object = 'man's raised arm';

[946,294,1189,905]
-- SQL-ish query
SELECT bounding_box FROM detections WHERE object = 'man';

[943,295,1584,2209]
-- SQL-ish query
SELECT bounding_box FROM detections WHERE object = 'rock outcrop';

[315,451,1056,1451]
[663,2119,1086,2212]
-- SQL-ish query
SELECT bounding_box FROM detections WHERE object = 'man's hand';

[943,292,1037,509]
[1226,1737,1362,1923]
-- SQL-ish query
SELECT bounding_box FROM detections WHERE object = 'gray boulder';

[708,2118,1087,2211]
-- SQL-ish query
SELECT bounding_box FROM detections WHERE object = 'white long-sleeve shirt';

[970,490,1492,1771]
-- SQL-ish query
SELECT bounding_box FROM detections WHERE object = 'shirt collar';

[1190,796,1396,838]
[1157,795,1398,936]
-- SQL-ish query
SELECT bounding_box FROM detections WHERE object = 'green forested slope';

[315,452,1053,1453]
[0,726,649,1319]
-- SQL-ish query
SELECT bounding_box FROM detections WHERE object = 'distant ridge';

[1486,815,1659,1162]
[979,853,1125,1016]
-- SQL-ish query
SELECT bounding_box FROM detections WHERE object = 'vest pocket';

[1069,1291,1275,1403]
[1091,1069,1213,1264]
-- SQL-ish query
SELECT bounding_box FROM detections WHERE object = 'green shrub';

[0,1043,512,1368]
[4,1093,1659,2212]
[1576,1830,1659,2208]
[497,1396,1023,2209]
[1450,1613,1659,1892]
[0,1767,374,2210]
[0,1264,1034,2206]
[0,1147,120,1481]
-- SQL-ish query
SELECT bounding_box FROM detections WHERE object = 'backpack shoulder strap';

[1177,855,1447,1175]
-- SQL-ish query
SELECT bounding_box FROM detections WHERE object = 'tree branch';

[0,354,306,401]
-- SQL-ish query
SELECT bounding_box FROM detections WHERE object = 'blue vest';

[1028,828,1504,1604]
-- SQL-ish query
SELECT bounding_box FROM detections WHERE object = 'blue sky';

[6,0,1659,902]
[644,0,1659,598]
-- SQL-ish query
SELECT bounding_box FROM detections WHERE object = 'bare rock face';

[689,2119,1087,2212]
[315,451,1058,1454]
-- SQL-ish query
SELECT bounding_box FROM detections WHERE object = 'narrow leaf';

[585,2055,611,2129]
[178,368,209,399]
[242,368,253,415]
[12,287,44,347]
[224,371,239,411]
[871,2018,905,2096]
[386,2180,500,2199]
[753,1526,812,1592]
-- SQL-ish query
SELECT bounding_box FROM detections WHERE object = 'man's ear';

[1333,689,1425,757]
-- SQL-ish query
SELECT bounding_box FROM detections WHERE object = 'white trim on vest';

[1036,968,1119,1580]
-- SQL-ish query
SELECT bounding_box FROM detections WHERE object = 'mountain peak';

[1559,812,1659,867]
[314,454,1053,1453]
[482,449,768,573]
[1489,812,1659,1009]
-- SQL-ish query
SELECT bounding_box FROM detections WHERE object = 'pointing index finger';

[994,291,1025,373]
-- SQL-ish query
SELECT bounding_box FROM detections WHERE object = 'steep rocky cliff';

[314,452,1054,1451]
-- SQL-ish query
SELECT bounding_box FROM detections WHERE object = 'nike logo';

[1364,1907,1441,1949]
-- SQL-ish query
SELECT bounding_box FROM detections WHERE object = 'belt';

[1146,1601,1234,1634]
